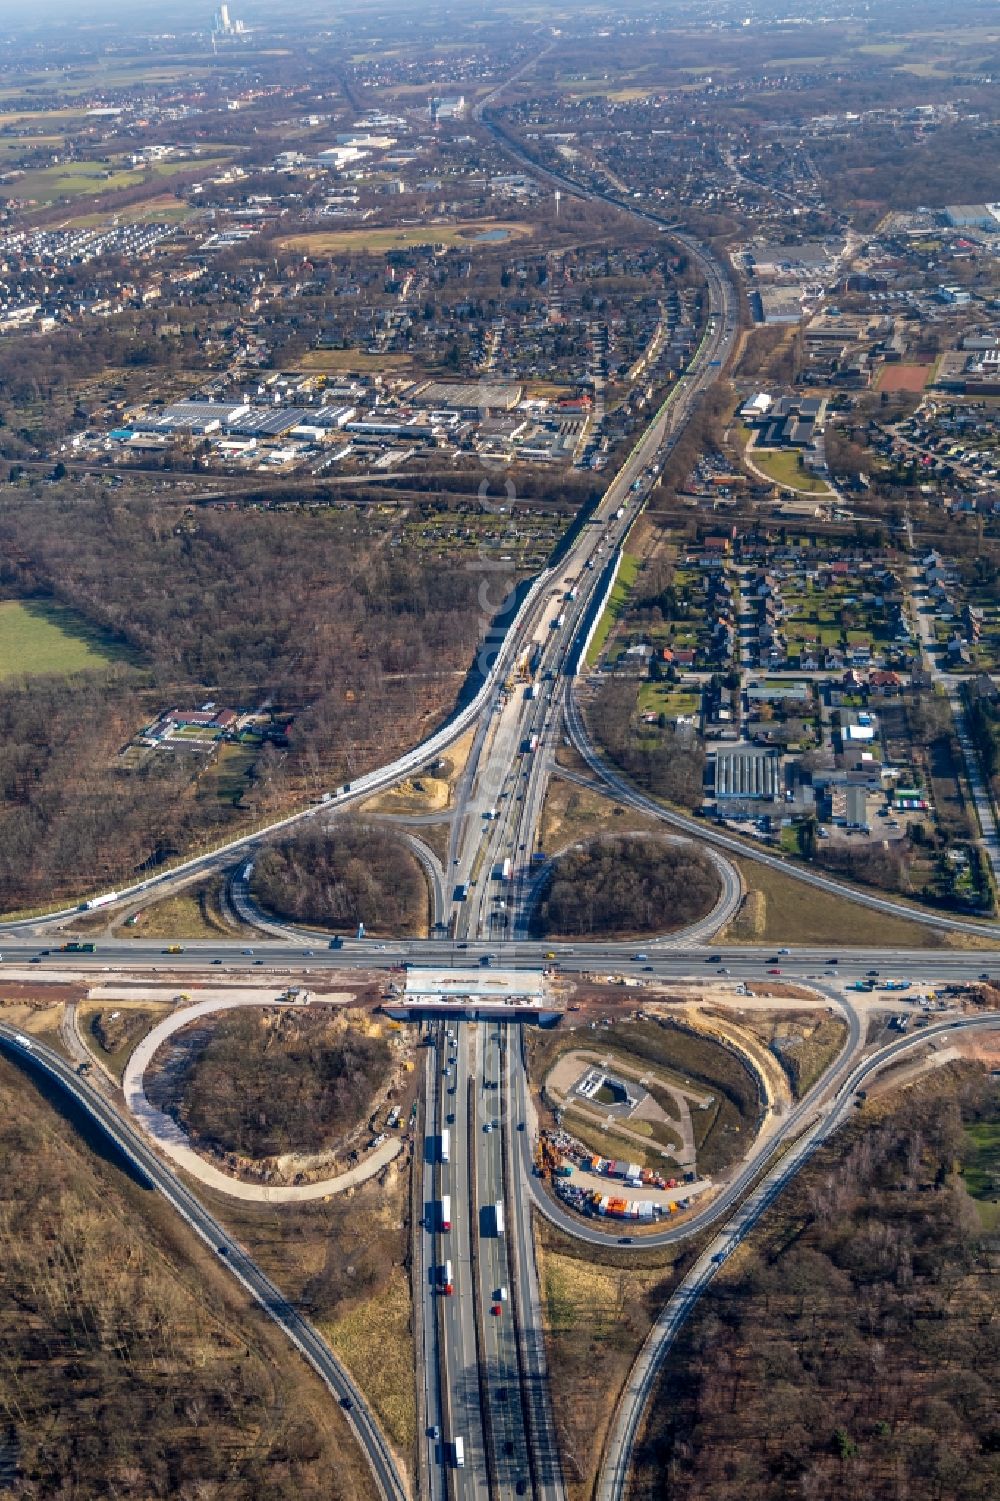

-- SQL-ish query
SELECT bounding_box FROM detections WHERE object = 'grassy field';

[0,597,130,679]
[279,219,533,256]
[961,1119,1000,1228]
[538,774,661,854]
[15,155,228,204]
[537,1226,684,1501]
[529,1017,760,1177]
[114,878,232,941]
[67,195,195,228]
[719,856,956,947]
[585,552,640,666]
[746,444,831,495]
[297,348,415,372]
[79,1001,172,1080]
[323,1263,416,1455]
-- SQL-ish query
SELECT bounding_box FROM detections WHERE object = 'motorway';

[594,1011,1000,1501]
[7,76,1000,1501]
[0,1022,408,1501]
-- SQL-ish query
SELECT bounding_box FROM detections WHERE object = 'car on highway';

[618,1236,633,1245]
[242,948,254,956]
[706,954,721,964]
[631,952,648,962]
[767,967,781,974]
[867,969,879,976]
[718,967,730,975]
[430,1425,440,1441]
[491,1303,503,1316]
[340,1397,353,1411]
[484,1122,492,1133]
[777,947,790,955]
[828,957,839,964]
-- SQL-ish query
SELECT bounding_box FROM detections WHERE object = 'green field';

[747,444,831,495]
[0,599,129,680]
[586,553,640,666]
[15,155,228,205]
[962,1121,1000,1195]
[279,220,533,256]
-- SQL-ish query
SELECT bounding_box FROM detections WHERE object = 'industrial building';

[714,748,783,801]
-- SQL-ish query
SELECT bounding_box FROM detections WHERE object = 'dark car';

[706,954,721,963]
[516,1483,527,1496]
[217,1245,228,1256]
[828,957,839,964]
[618,1236,633,1245]
[340,1397,353,1411]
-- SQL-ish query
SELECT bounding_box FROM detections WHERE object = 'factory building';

[714,748,783,801]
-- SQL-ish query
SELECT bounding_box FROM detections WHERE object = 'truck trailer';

[440,1128,450,1164]
[440,1195,452,1232]
[441,1259,454,1295]
[494,1199,505,1236]
[82,891,119,911]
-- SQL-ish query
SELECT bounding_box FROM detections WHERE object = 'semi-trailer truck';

[441,1259,454,1295]
[81,891,119,912]
[453,1438,465,1469]
[494,1200,505,1236]
[440,1128,451,1164]
[493,857,513,881]
[440,1195,452,1232]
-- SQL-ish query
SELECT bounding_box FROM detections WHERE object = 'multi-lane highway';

[595,1011,1000,1501]
[0,1023,408,1501]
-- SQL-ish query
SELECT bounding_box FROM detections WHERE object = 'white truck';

[440,1128,451,1164]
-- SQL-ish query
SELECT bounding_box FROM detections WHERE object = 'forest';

[174,1009,392,1161]
[0,490,493,910]
[0,1050,375,1501]
[530,834,720,937]
[251,822,428,936]
[587,678,707,810]
[630,1070,1000,1501]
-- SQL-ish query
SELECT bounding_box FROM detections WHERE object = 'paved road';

[0,1023,409,1501]
[595,1012,1000,1501]
[121,993,402,1201]
[509,985,864,1251]
[909,568,1000,889]
[564,686,1000,938]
